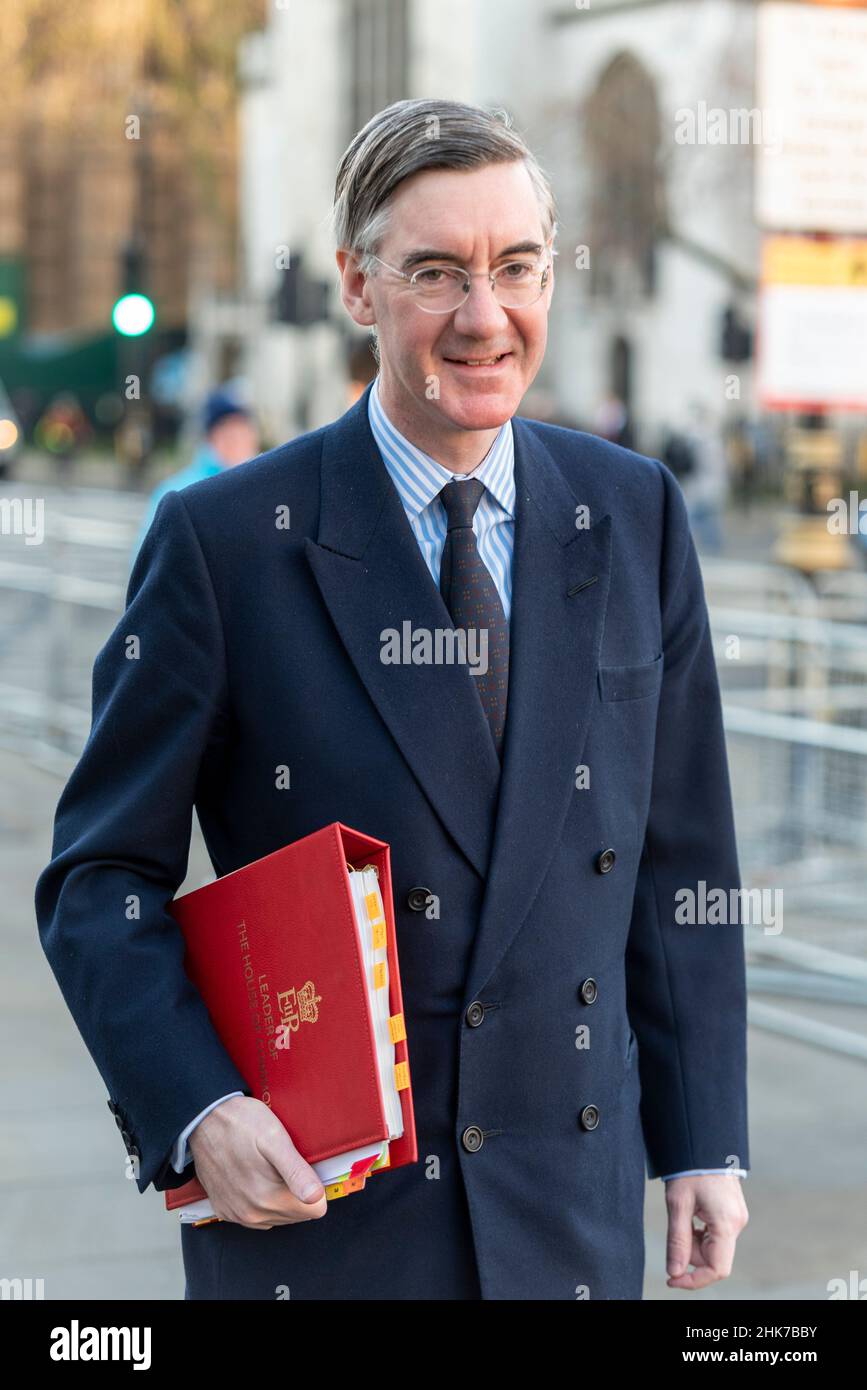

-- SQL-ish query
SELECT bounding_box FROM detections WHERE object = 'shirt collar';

[368,373,515,520]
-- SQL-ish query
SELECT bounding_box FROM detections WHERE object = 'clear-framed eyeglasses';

[368,251,552,313]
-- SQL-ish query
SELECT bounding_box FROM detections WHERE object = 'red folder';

[163,822,417,1212]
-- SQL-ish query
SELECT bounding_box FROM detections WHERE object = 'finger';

[665,1228,705,1288]
[666,1225,706,1281]
[249,1170,329,1224]
[257,1131,326,1206]
[264,1189,328,1223]
[665,1194,697,1278]
[667,1227,736,1290]
[213,1170,326,1227]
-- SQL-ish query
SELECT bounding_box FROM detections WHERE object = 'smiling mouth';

[444,352,511,366]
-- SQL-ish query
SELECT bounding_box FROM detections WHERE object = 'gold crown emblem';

[297,979,321,1024]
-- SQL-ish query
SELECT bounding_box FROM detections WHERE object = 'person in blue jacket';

[132,389,259,563]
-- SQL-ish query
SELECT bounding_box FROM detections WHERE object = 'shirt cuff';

[170,1091,245,1173]
[660,1167,748,1181]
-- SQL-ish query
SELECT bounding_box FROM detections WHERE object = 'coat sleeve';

[625,459,750,1180]
[34,488,251,1194]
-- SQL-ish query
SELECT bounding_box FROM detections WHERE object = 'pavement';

[2,743,865,1301]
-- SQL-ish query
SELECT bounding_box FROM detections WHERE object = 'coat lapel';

[462,419,612,1003]
[304,384,502,880]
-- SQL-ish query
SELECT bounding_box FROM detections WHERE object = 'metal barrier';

[2,494,865,1053]
[0,484,134,774]
[701,559,867,1054]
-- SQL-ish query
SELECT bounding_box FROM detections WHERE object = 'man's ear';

[336,249,377,328]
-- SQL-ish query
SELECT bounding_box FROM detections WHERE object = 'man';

[679,401,729,556]
[35,98,749,1301]
[131,387,258,562]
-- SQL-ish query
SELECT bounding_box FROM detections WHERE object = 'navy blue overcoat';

[35,382,749,1299]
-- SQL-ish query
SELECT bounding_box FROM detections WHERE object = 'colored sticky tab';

[365,891,382,921]
[325,1174,367,1200]
[371,1145,390,1172]
[350,1152,381,1178]
[394,1060,410,1091]
[388,1012,406,1044]
[371,917,386,950]
[373,960,387,990]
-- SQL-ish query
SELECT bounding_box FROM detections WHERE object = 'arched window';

[584,52,666,301]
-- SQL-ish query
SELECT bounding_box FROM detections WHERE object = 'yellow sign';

[759,234,867,408]
[762,236,867,287]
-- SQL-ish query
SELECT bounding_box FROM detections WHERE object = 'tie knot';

[439,478,485,531]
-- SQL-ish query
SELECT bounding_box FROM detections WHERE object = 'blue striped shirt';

[367,374,516,622]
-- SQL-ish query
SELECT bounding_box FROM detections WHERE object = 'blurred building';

[0,3,265,437]
[0,120,235,338]
[539,0,759,452]
[225,0,760,447]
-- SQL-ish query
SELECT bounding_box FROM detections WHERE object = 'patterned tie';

[438,478,510,760]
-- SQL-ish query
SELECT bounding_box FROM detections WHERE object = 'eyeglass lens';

[411,263,546,309]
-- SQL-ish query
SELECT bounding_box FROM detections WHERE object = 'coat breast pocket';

[597,652,664,702]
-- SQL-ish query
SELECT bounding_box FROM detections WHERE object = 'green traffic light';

[112,292,155,337]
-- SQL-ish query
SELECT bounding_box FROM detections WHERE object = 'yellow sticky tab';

[371,918,386,951]
[394,1060,410,1091]
[388,1012,406,1044]
[373,960,387,990]
[365,891,381,921]
[325,1175,366,1201]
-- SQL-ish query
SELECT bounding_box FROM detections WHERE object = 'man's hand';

[665,1174,749,1290]
[188,1095,328,1229]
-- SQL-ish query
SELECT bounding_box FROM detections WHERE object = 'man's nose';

[450,276,511,337]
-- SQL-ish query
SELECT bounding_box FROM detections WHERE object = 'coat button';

[461,1125,484,1152]
[465,1001,485,1027]
[596,848,616,874]
[579,977,598,1005]
[579,1105,600,1131]
[407,886,432,912]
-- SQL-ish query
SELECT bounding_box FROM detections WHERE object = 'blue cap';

[202,388,250,434]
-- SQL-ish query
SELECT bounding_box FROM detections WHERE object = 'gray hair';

[332,97,558,275]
